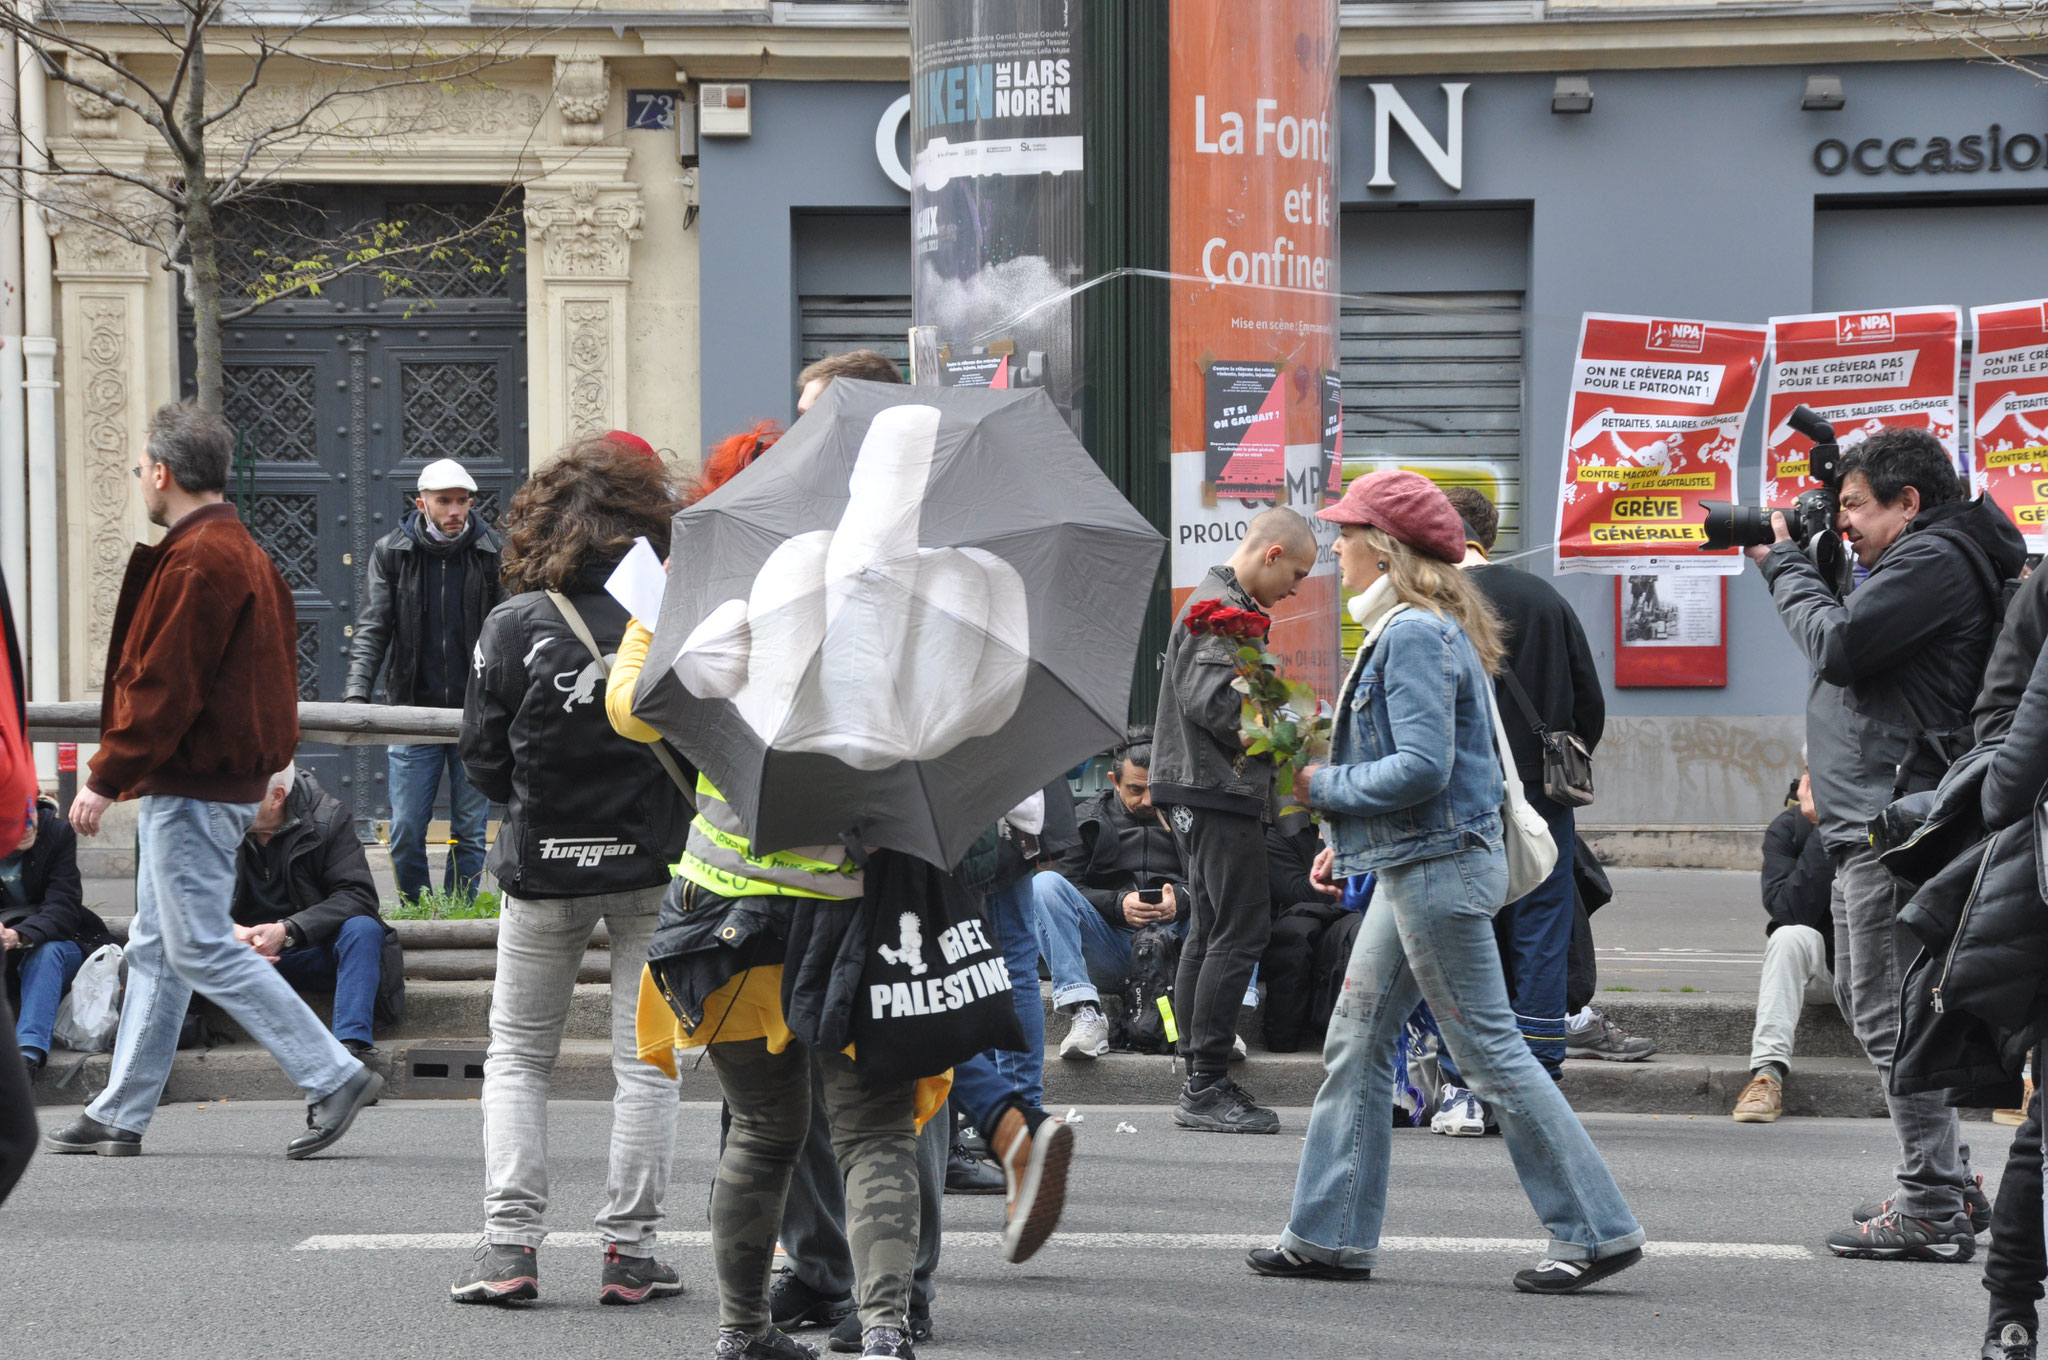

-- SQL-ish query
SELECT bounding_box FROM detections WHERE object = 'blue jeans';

[273,914,386,1046]
[947,874,1045,1131]
[1030,869,1138,1011]
[388,741,488,902]
[1440,797,1574,1083]
[13,937,83,1056]
[88,797,359,1134]
[1281,827,1644,1269]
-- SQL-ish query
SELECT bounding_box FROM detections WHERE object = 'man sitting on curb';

[1732,762,1839,1124]
[3,797,110,1071]
[1031,729,1190,1061]
[232,764,401,1060]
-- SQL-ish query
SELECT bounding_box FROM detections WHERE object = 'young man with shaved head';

[1153,509,1319,1134]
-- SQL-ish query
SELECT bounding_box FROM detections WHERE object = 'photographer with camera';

[1745,424,2024,1261]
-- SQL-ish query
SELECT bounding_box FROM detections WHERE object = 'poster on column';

[1553,313,1767,576]
[1169,0,1343,704]
[1763,306,1962,508]
[1969,298,2048,552]
[909,0,1083,424]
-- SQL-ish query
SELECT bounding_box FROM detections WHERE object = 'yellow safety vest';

[673,775,863,901]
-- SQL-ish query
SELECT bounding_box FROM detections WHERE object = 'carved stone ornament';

[524,182,643,279]
[205,82,547,142]
[552,57,610,146]
[564,298,611,437]
[47,180,154,275]
[79,295,132,689]
[63,57,122,137]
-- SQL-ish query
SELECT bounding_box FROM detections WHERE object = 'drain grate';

[403,1043,488,1097]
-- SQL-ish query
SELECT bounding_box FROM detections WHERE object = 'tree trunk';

[182,25,222,413]
[185,168,224,414]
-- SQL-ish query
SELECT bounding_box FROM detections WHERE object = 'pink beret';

[1317,469,1466,563]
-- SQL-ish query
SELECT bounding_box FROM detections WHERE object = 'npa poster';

[1554,314,1768,576]
[1763,306,1962,507]
[1170,0,1343,703]
[1970,298,2048,551]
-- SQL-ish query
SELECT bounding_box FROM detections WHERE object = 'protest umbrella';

[631,379,1166,867]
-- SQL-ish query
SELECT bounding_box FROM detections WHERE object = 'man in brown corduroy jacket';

[45,402,382,1161]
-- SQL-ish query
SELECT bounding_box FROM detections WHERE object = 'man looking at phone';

[1031,729,1190,1060]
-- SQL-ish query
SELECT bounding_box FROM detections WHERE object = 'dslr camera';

[1699,404,1852,593]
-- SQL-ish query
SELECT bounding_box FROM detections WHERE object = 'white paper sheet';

[605,536,668,625]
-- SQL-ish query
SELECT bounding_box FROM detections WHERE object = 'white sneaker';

[1060,1005,1110,1061]
[1231,1033,1248,1062]
[1430,1085,1490,1137]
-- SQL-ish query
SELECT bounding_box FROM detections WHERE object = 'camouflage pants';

[707,1037,920,1334]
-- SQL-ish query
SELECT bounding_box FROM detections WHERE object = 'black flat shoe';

[1246,1245,1371,1281]
[41,1112,141,1157]
[1513,1246,1643,1294]
[287,1065,383,1159]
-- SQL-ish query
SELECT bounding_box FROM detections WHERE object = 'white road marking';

[295,1231,1810,1260]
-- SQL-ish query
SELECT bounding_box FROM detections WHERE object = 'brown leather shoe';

[1732,1070,1782,1123]
[989,1107,1074,1264]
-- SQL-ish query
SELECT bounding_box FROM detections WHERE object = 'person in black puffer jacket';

[1749,427,2024,1261]
[3,797,110,1071]
[452,439,695,1307]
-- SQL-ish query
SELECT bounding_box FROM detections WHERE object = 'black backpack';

[1110,923,1183,1054]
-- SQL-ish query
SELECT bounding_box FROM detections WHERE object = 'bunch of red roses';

[1184,599,1329,799]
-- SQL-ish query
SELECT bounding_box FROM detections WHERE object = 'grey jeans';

[781,1060,947,1311]
[1832,843,1973,1218]
[481,884,676,1253]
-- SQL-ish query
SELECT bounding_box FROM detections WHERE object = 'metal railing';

[26,701,460,746]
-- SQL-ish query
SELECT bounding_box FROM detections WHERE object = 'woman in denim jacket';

[1247,470,1644,1295]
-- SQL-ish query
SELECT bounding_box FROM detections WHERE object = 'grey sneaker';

[1565,1010,1657,1062]
[1826,1207,1977,1261]
[1059,1004,1110,1060]
[1854,1174,1991,1236]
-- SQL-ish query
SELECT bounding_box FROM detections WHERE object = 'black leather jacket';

[461,568,692,899]
[345,513,504,705]
[1151,565,1274,819]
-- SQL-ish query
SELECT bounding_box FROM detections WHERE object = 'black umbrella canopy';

[633,380,1165,867]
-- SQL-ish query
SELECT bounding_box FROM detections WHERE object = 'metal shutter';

[1338,290,1525,656]
[798,295,912,376]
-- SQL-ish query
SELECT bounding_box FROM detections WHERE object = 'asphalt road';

[0,1098,2008,1359]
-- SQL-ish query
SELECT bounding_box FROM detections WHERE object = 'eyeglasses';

[132,465,141,478]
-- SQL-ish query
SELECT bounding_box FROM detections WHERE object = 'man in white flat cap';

[345,458,503,906]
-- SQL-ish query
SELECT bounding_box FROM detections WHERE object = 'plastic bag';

[52,943,124,1052]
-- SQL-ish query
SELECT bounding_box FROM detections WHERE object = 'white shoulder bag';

[1484,682,1559,902]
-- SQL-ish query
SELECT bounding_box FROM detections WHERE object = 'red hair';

[688,420,782,505]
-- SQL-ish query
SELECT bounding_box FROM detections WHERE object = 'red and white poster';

[1554,313,1768,577]
[1970,298,2048,552]
[1763,306,1962,508]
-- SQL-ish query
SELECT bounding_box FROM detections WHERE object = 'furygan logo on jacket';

[537,836,639,868]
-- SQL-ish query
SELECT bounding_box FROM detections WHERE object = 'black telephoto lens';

[1698,500,1778,552]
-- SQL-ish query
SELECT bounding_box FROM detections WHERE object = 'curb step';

[31,1043,1928,1120]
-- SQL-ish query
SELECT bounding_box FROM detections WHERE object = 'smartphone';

[1136,887,1165,905]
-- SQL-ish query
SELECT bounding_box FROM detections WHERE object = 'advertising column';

[1169,0,1342,702]
[909,1,1085,423]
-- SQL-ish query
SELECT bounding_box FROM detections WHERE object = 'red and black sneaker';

[449,1241,539,1304]
[600,1243,684,1305]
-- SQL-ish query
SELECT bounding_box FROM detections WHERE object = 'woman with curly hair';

[450,437,698,1308]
